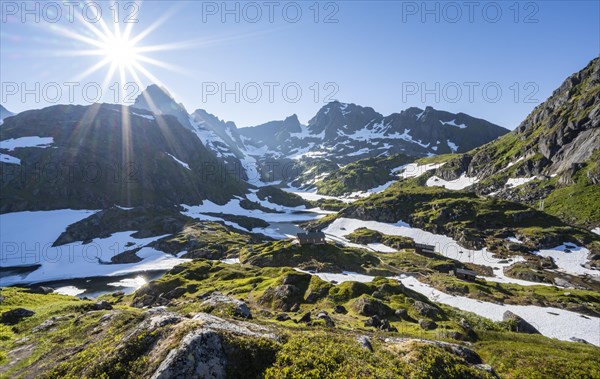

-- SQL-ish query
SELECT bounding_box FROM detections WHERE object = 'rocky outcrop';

[464,58,600,227]
[413,301,442,319]
[200,292,252,319]
[502,311,540,334]
[1,308,35,325]
[353,297,393,317]
[151,313,277,379]
[259,285,303,312]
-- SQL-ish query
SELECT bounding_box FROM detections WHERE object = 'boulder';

[91,301,113,311]
[26,286,54,295]
[333,305,347,314]
[357,335,373,352]
[152,313,277,379]
[553,277,577,289]
[258,285,303,312]
[353,297,392,317]
[200,292,252,319]
[298,312,311,323]
[316,311,335,327]
[502,311,540,334]
[1,308,35,325]
[275,313,291,322]
[379,319,397,332]
[384,337,482,364]
[162,287,187,300]
[413,301,440,318]
[395,309,409,320]
[418,319,437,330]
[152,330,226,379]
[364,315,382,328]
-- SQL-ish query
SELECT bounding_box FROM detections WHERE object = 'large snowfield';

[323,217,599,281]
[0,210,189,286]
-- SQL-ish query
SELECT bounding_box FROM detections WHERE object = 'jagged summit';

[0,104,15,124]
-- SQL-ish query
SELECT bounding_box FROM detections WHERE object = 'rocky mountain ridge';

[427,57,600,228]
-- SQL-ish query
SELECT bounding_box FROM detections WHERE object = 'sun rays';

[44,0,185,93]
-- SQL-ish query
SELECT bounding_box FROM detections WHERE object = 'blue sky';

[1,1,599,129]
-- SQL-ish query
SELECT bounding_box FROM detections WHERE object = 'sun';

[46,2,187,91]
[101,34,138,69]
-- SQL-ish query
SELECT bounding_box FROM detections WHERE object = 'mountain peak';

[133,84,191,129]
[133,84,187,114]
[0,104,15,124]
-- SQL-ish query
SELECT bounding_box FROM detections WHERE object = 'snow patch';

[426,174,479,191]
[166,153,191,170]
[294,268,375,284]
[54,286,86,296]
[506,177,535,188]
[220,258,241,265]
[534,244,598,278]
[0,136,54,151]
[439,119,467,129]
[132,112,155,120]
[0,153,20,165]
[447,141,459,152]
[0,210,189,285]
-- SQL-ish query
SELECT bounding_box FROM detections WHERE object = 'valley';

[1,58,599,378]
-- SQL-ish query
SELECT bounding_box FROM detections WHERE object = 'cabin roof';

[455,268,477,276]
[297,232,325,238]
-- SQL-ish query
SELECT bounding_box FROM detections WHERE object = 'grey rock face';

[151,330,227,379]
[240,102,507,168]
[151,313,276,379]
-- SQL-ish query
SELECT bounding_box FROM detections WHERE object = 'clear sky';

[1,1,599,129]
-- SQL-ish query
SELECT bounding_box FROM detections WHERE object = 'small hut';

[297,232,326,246]
[454,268,477,281]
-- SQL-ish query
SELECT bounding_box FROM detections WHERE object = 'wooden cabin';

[297,232,326,246]
[454,268,477,281]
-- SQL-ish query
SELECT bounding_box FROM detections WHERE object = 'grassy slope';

[2,259,599,378]
[316,154,414,196]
